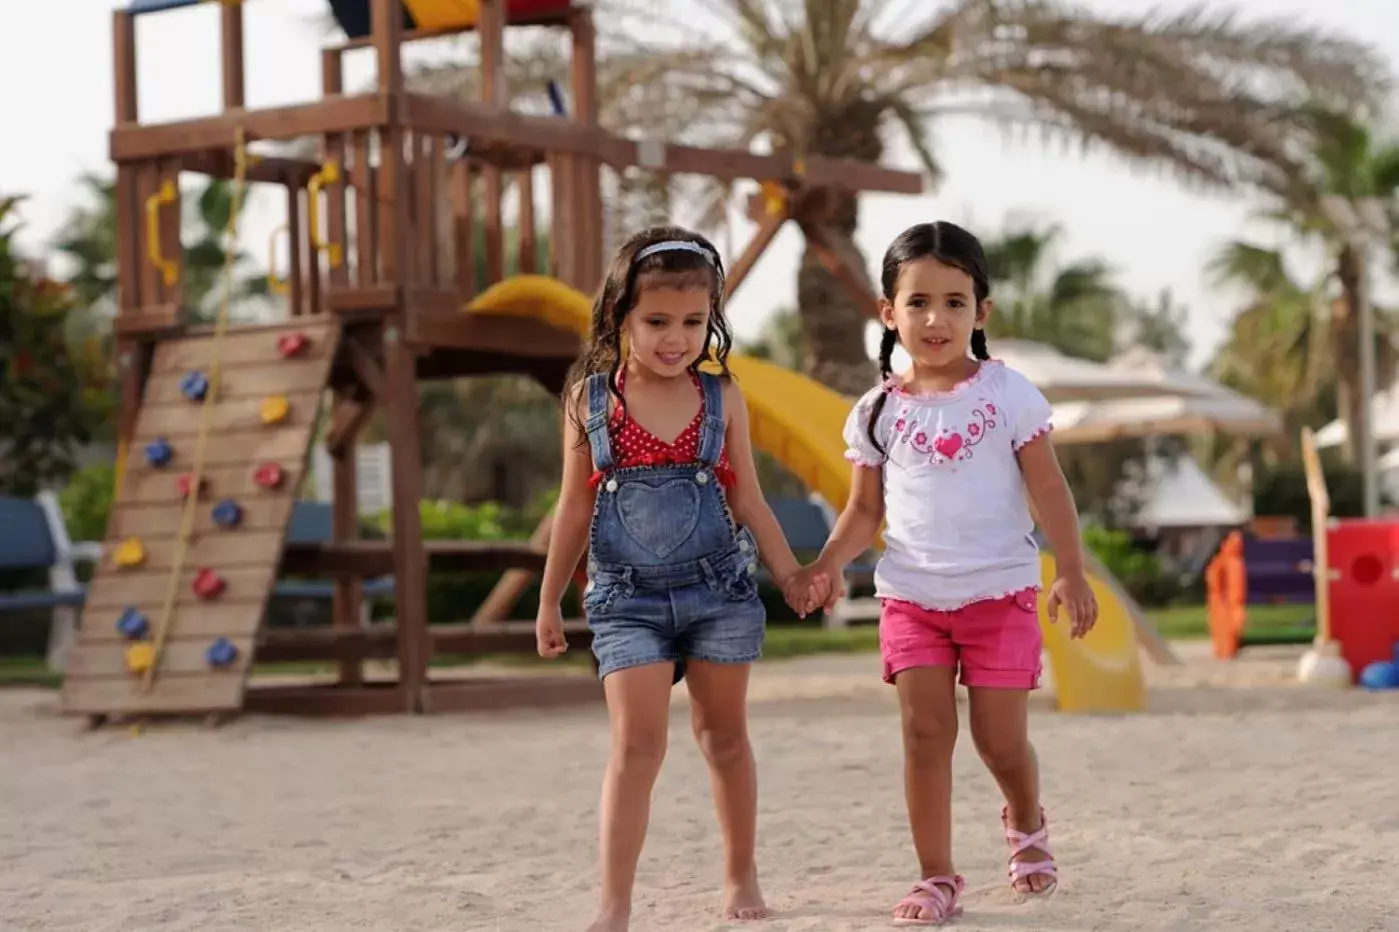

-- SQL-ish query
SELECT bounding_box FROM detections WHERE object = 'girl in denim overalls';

[535,226,829,931]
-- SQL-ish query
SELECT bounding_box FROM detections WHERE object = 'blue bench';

[0,492,103,669]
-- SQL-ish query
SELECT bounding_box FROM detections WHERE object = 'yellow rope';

[141,126,253,692]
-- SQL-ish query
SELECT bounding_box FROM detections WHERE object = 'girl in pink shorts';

[786,221,1099,925]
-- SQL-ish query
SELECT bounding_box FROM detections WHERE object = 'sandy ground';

[3,642,1399,932]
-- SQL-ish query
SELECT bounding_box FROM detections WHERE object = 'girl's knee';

[692,721,750,767]
[971,724,1031,773]
[901,705,958,764]
[612,730,668,774]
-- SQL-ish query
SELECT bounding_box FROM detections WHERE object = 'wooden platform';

[61,319,343,717]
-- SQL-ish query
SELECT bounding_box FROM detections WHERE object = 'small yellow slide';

[468,275,1147,713]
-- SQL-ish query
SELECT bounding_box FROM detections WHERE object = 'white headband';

[635,240,719,267]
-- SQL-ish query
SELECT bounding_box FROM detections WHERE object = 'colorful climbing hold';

[115,607,150,640]
[259,395,290,425]
[145,437,173,468]
[124,642,155,674]
[206,637,239,668]
[113,538,147,569]
[211,499,243,529]
[192,568,227,600]
[276,331,310,358]
[176,472,205,498]
[179,370,209,402]
[253,462,285,490]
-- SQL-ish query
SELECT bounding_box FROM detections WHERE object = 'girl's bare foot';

[723,867,770,920]
[584,909,628,932]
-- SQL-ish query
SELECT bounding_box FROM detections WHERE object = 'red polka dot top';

[590,368,735,488]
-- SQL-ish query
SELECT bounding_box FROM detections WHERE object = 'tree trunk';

[1334,245,1363,464]
[793,107,886,396]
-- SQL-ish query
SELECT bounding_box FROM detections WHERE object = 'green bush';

[58,461,116,543]
[1082,525,1178,607]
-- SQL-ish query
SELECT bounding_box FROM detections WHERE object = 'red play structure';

[1324,519,1399,681]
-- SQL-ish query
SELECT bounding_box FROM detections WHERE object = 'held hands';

[781,560,846,618]
[1046,570,1098,639]
[535,603,568,658]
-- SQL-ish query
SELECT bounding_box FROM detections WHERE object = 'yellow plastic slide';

[467,275,1146,713]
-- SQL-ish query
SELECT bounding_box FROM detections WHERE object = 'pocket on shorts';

[1012,589,1039,614]
[583,575,627,616]
[723,565,758,602]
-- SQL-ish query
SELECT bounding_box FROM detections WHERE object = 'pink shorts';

[879,588,1043,689]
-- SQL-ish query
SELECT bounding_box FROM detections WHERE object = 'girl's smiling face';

[625,286,712,377]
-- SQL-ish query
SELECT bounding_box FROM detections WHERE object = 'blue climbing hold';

[211,499,243,529]
[115,606,149,640]
[179,370,209,402]
[1359,660,1399,690]
[145,437,173,468]
[206,637,239,668]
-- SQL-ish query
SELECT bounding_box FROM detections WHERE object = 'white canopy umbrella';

[1053,392,1281,444]
[1314,384,1399,448]
[988,340,1222,403]
[1049,347,1281,444]
[1123,456,1250,529]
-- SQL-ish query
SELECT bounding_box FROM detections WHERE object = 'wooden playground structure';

[63,0,924,723]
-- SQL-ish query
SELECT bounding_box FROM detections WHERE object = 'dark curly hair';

[565,225,733,437]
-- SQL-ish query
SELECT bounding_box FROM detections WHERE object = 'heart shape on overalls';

[616,479,701,558]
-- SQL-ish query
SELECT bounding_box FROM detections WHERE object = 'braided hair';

[868,222,992,457]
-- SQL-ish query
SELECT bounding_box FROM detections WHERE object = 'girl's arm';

[814,464,885,574]
[538,385,599,609]
[722,381,801,587]
[1016,434,1084,574]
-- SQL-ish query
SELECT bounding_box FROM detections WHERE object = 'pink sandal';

[892,874,965,926]
[1001,806,1058,896]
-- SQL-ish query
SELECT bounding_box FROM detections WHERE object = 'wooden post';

[480,0,505,284]
[517,168,537,274]
[331,393,365,687]
[320,49,350,295]
[724,208,788,299]
[373,0,430,713]
[220,0,245,110]
[569,9,601,290]
[111,10,144,496]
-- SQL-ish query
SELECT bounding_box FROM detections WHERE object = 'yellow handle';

[266,224,289,295]
[145,180,179,287]
[307,160,343,268]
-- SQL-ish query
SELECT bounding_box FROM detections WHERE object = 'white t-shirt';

[841,359,1053,610]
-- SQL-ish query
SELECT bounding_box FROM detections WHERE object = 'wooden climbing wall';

[61,319,343,717]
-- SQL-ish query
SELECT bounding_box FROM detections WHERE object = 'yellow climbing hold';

[259,394,290,425]
[113,538,146,569]
[124,642,155,674]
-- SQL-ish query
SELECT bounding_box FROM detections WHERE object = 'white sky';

[3,0,1398,371]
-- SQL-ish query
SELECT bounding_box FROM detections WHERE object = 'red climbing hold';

[253,463,285,490]
[192,568,227,600]
[176,473,205,498]
[276,332,310,358]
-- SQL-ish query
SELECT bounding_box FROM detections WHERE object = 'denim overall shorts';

[582,370,767,681]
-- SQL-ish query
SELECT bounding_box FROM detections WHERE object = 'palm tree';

[1124,288,1192,369]
[1209,109,1399,461]
[980,222,1124,361]
[1207,243,1345,451]
[594,0,1388,393]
